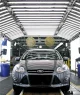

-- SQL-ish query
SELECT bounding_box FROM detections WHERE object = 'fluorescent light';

[68,15,80,20]
[26,31,55,36]
[9,34,24,40]
[20,21,60,23]
[0,10,8,14]
[74,6,80,10]
[0,18,13,23]
[1,22,16,26]
[64,23,80,29]
[19,18,61,21]
[1,26,18,32]
[76,2,80,6]
[14,42,17,46]
[67,18,80,23]
[0,3,3,5]
[0,13,9,17]
[72,9,80,14]
[0,15,11,20]
[14,11,65,14]
[9,1,69,4]
[54,43,63,49]
[16,14,63,17]
[0,7,6,10]
[13,8,66,11]
[59,28,79,40]
[21,22,60,26]
[60,26,80,34]
[17,16,62,19]
[24,26,57,28]
[66,20,80,26]
[69,12,80,18]
[39,45,42,48]
[11,5,67,8]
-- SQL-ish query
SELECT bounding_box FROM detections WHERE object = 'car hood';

[20,60,64,70]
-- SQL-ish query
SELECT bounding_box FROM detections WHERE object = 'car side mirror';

[15,57,20,61]
[63,57,69,61]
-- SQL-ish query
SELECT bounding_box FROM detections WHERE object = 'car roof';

[27,49,56,52]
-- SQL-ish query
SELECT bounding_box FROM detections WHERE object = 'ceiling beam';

[54,0,77,35]
[70,32,80,42]
[0,32,12,41]
[1,0,27,35]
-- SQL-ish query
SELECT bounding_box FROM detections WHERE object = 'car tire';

[61,78,70,93]
[13,85,22,95]
[62,85,70,92]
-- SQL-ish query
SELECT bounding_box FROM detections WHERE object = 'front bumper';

[12,71,70,88]
[13,83,69,88]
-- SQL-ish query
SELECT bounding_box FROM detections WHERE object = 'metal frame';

[0,0,80,41]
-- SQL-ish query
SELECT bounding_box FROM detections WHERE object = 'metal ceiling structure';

[12,37,69,56]
[0,0,80,41]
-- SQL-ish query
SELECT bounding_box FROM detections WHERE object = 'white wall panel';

[71,37,80,71]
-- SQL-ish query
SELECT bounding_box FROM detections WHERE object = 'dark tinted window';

[22,50,62,60]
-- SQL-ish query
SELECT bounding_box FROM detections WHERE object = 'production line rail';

[7,88,74,95]
[18,88,73,95]
[20,90,64,95]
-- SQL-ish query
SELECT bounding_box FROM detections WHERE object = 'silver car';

[12,49,70,94]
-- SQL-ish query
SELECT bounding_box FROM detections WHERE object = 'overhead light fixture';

[0,13,10,18]
[39,45,42,48]
[9,1,69,4]
[72,9,80,14]
[67,18,80,23]
[11,5,67,8]
[14,11,65,14]
[0,18,13,23]
[0,10,8,14]
[0,3,3,5]
[0,15,11,20]
[66,43,68,47]
[74,6,80,10]
[24,25,57,28]
[70,12,80,17]
[68,15,80,20]
[76,2,80,6]
[20,21,60,23]
[19,18,61,21]
[22,23,59,26]
[17,17,62,19]
[54,42,63,49]
[45,37,55,47]
[26,30,56,36]
[13,8,66,11]
[16,14,63,17]
[65,21,80,26]
[14,42,16,46]
[0,6,6,10]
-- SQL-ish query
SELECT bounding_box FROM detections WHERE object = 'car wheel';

[13,85,22,95]
[64,85,70,92]
[61,78,70,93]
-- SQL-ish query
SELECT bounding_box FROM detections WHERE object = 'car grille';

[52,75,61,84]
[27,70,54,73]
[20,76,28,84]
[29,75,52,85]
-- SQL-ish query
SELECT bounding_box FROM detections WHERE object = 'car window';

[21,50,62,60]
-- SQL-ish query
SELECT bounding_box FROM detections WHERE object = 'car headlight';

[57,64,69,73]
[15,66,25,72]
[12,65,25,81]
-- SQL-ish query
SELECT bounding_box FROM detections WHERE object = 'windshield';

[21,50,62,60]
